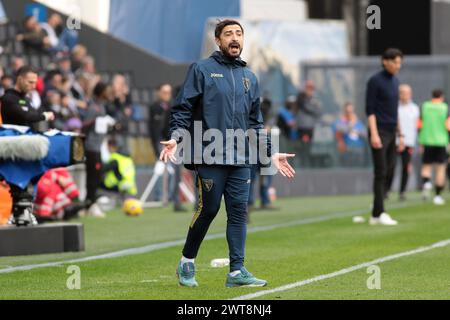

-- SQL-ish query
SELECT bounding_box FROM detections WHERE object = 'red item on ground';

[34,168,80,218]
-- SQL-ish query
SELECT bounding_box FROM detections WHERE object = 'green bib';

[419,101,449,146]
[104,152,137,196]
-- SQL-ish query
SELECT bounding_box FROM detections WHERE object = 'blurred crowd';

[274,79,368,168]
[0,13,140,221]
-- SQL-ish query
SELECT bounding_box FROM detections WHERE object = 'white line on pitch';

[0,200,419,275]
[232,238,450,300]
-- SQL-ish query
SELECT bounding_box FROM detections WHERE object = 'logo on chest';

[242,77,251,92]
[210,73,224,78]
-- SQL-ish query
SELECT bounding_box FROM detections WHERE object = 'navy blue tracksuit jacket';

[169,51,272,169]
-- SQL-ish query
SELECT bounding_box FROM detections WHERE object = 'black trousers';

[386,147,414,194]
[370,129,397,217]
[85,151,102,207]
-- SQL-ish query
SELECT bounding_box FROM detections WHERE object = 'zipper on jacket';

[229,66,236,125]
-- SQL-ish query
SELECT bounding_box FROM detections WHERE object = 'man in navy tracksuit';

[160,20,296,287]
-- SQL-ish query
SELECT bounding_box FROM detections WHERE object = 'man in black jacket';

[1,66,54,126]
[366,48,405,226]
[0,66,54,226]
[149,83,186,211]
[149,83,172,158]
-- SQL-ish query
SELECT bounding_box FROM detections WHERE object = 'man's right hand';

[159,139,177,163]
[43,112,55,122]
[370,133,383,149]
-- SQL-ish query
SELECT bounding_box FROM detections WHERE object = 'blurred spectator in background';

[60,93,82,132]
[33,168,84,223]
[10,55,25,80]
[277,95,298,141]
[44,90,63,128]
[149,83,172,158]
[57,55,75,84]
[16,15,50,54]
[0,74,14,96]
[385,84,420,201]
[333,102,367,167]
[43,70,63,97]
[296,80,322,141]
[80,55,96,76]
[109,74,132,153]
[70,73,92,116]
[45,89,81,133]
[296,80,322,166]
[40,13,62,50]
[81,81,114,218]
[260,92,273,126]
[71,44,88,73]
[248,95,277,214]
[40,13,78,54]
[149,83,185,211]
[101,138,137,197]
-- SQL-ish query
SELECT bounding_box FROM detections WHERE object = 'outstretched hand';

[159,139,177,163]
[272,153,296,179]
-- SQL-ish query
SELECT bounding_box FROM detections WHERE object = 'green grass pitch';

[1,192,450,300]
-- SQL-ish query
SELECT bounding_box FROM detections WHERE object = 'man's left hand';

[272,153,296,179]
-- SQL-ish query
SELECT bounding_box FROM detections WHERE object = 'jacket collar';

[6,88,26,98]
[381,68,394,78]
[211,51,247,67]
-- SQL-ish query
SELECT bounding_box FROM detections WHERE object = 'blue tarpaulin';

[0,127,72,189]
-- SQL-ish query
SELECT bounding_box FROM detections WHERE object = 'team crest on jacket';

[242,77,251,92]
[202,179,214,192]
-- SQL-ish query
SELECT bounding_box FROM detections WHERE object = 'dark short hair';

[16,66,38,78]
[214,19,244,38]
[432,89,444,99]
[22,15,35,27]
[93,81,108,98]
[382,48,403,60]
[1,74,13,81]
[107,138,118,148]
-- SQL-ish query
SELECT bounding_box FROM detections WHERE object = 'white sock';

[181,256,195,265]
[229,270,241,277]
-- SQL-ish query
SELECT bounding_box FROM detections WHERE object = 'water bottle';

[210,258,230,268]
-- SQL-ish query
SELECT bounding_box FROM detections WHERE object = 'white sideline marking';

[232,238,450,300]
[0,201,418,275]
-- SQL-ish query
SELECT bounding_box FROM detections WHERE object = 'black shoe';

[63,203,85,221]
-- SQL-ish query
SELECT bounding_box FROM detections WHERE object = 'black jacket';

[365,69,400,131]
[149,101,170,157]
[0,89,45,126]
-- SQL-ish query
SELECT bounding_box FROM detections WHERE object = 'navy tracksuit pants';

[182,165,251,272]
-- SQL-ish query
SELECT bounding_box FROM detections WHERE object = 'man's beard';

[219,44,242,59]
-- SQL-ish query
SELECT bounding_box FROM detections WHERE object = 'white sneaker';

[369,213,398,226]
[422,182,433,200]
[433,195,445,206]
[87,203,106,218]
